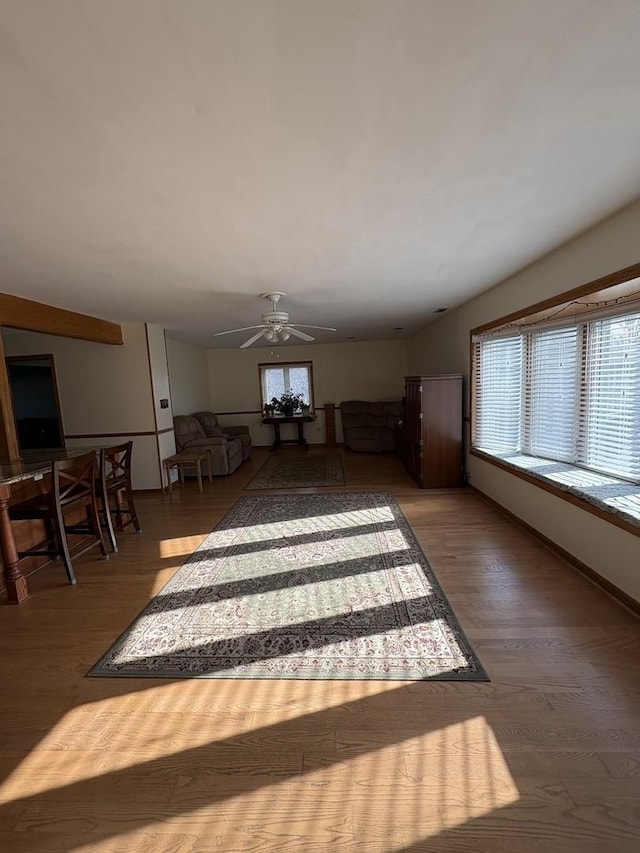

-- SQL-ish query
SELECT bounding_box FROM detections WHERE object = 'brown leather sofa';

[191,411,252,461]
[173,415,244,476]
[340,400,402,452]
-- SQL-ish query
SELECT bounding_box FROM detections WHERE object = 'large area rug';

[245,452,345,490]
[89,492,488,681]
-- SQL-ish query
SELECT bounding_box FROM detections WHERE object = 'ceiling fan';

[214,292,337,348]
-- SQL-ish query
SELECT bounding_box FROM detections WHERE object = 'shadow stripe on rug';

[245,452,345,489]
[89,492,488,681]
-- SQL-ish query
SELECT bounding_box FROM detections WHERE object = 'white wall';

[3,324,155,434]
[146,325,176,487]
[2,323,167,489]
[407,198,640,602]
[207,339,407,445]
[166,337,210,415]
[147,326,174,433]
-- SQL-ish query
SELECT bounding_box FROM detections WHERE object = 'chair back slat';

[101,441,133,490]
[53,452,98,507]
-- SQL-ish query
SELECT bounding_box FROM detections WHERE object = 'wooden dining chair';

[98,441,141,553]
[9,451,108,585]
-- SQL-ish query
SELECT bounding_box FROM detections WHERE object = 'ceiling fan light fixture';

[215,293,337,348]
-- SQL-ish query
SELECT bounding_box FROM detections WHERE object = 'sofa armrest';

[223,425,250,437]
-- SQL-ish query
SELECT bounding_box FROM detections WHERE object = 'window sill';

[471,449,640,534]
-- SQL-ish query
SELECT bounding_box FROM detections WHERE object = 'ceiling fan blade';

[214,325,266,336]
[286,327,315,342]
[240,330,267,348]
[288,324,337,332]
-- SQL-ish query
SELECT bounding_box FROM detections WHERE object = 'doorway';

[6,354,65,451]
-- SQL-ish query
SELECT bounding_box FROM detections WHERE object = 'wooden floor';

[1,447,639,852]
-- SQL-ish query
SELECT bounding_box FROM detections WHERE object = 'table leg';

[297,420,308,447]
[165,462,173,494]
[272,422,281,449]
[196,459,203,492]
[206,451,213,484]
[0,485,29,604]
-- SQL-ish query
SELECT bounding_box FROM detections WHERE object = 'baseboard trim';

[253,442,341,449]
[468,484,640,618]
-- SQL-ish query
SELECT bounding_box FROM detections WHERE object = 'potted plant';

[271,392,306,416]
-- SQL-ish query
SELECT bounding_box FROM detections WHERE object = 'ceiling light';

[214,293,338,349]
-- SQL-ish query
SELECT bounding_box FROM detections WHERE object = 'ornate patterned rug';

[89,492,488,681]
[245,452,345,490]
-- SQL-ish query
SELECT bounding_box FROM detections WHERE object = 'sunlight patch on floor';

[205,505,397,549]
[0,680,361,801]
[399,716,520,836]
[153,508,405,592]
[158,534,211,560]
[282,715,517,850]
[0,680,255,801]
[117,612,466,679]
[50,715,517,852]
[148,533,412,600]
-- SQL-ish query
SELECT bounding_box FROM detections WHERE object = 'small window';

[258,361,315,410]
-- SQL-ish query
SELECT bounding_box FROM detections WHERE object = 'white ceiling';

[1,1,640,348]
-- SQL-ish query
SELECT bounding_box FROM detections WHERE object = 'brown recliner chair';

[340,400,402,452]
[191,411,252,461]
[173,415,243,476]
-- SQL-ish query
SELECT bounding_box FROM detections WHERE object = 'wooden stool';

[163,451,212,493]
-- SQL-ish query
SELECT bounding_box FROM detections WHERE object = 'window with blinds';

[473,336,522,453]
[472,308,640,483]
[583,312,640,481]
[525,326,580,462]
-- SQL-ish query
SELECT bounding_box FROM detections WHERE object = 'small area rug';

[245,451,345,490]
[89,492,487,681]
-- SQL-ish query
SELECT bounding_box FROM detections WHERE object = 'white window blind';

[473,336,523,453]
[525,326,579,462]
[582,312,640,481]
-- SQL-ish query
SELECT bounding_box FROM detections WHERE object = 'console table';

[262,414,315,448]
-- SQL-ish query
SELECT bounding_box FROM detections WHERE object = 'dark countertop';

[0,447,100,487]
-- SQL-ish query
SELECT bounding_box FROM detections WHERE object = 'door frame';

[5,353,66,450]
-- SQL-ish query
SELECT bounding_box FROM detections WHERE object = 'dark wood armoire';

[399,374,463,488]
